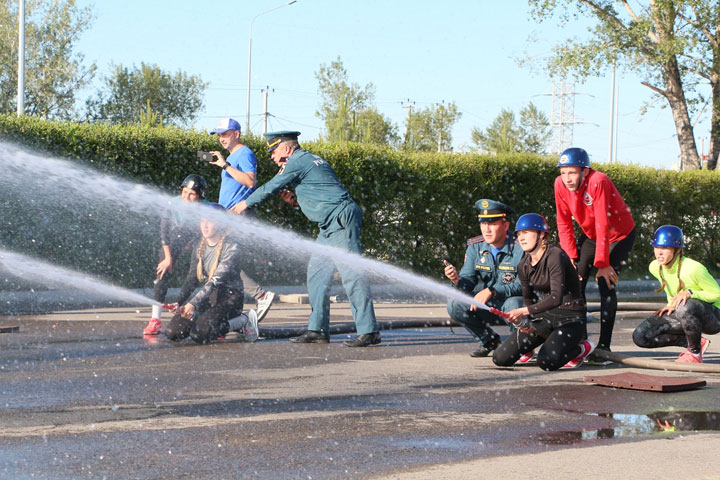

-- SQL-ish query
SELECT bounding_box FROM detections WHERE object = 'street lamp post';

[246,0,297,136]
[17,0,25,116]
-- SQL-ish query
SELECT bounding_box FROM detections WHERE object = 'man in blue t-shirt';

[208,117,275,321]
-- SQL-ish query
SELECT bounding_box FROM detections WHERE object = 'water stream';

[0,141,488,311]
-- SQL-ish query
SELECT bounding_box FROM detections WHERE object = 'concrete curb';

[0,280,669,316]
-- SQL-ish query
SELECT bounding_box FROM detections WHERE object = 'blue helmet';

[515,213,549,233]
[206,202,227,213]
[651,225,685,248]
[557,147,590,168]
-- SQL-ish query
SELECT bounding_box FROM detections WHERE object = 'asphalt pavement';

[2,299,720,479]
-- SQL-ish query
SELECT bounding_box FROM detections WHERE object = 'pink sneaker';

[676,349,702,363]
[701,337,711,355]
[519,350,535,363]
[143,318,162,336]
[564,340,595,368]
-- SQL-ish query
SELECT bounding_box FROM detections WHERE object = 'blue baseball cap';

[210,118,242,135]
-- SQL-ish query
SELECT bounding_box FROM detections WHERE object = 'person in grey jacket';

[164,203,258,344]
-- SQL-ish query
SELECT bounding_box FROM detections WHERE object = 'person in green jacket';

[232,131,380,347]
[632,225,720,363]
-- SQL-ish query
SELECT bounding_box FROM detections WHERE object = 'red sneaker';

[676,349,702,363]
[519,350,535,363]
[563,340,595,368]
[143,318,162,336]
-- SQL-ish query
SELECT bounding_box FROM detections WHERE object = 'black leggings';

[165,289,244,344]
[576,228,635,349]
[153,235,195,303]
[493,313,586,371]
[633,299,720,353]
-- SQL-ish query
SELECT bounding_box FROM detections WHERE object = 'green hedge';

[1,114,719,290]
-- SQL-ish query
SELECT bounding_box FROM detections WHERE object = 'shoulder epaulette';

[466,235,485,246]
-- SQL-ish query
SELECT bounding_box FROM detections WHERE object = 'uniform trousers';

[447,296,523,347]
[306,202,378,335]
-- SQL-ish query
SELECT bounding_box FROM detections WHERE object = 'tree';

[472,102,551,154]
[354,108,399,146]
[518,102,552,153]
[528,0,720,170]
[315,57,397,145]
[86,63,207,127]
[472,109,520,154]
[402,102,462,152]
[0,0,96,118]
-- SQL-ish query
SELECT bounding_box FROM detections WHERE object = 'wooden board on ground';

[584,371,706,392]
[0,325,19,333]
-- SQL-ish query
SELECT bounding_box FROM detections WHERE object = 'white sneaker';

[243,309,259,342]
[256,291,275,322]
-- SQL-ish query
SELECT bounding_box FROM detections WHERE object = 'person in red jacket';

[554,147,635,361]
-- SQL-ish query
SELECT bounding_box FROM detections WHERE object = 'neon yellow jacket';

[649,257,720,309]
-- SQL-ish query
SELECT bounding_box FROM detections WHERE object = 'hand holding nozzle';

[162,303,179,313]
[280,189,298,206]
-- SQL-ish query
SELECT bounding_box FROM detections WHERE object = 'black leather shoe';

[290,330,329,344]
[470,339,500,357]
[344,332,381,347]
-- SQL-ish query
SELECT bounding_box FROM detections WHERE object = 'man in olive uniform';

[444,199,524,357]
[233,131,380,347]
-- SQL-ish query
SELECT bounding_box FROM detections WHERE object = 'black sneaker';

[290,330,330,344]
[344,332,381,347]
[470,338,500,357]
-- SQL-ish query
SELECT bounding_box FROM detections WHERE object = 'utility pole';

[261,85,274,134]
[608,65,616,163]
[17,0,25,116]
[401,99,415,146]
[613,84,619,164]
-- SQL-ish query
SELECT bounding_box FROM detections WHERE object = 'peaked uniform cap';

[473,199,515,222]
[264,130,301,152]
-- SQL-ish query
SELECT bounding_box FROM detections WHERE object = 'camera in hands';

[197,151,216,163]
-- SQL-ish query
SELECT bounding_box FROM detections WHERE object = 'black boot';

[343,332,381,347]
[290,330,330,344]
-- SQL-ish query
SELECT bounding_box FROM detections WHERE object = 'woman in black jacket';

[493,213,593,370]
[164,203,258,344]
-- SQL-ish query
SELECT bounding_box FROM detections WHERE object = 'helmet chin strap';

[528,232,543,254]
[577,167,587,190]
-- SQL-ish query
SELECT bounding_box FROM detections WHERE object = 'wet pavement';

[2,302,720,479]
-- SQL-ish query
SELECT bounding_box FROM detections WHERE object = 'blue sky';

[72,0,706,169]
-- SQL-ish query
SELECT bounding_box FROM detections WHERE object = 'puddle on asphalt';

[537,411,720,445]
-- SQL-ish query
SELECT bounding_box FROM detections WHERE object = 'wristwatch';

[222,163,229,170]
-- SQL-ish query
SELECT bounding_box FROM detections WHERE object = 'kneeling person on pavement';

[445,199,524,357]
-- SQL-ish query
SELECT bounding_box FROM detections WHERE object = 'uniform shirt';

[218,145,257,209]
[456,235,523,302]
[518,245,585,315]
[177,236,245,307]
[245,148,353,229]
[159,196,208,246]
[649,256,720,309]
[554,169,634,268]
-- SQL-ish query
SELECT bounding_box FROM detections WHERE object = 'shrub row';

[1,114,719,290]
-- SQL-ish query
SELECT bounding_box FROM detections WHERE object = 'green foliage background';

[1,114,719,289]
